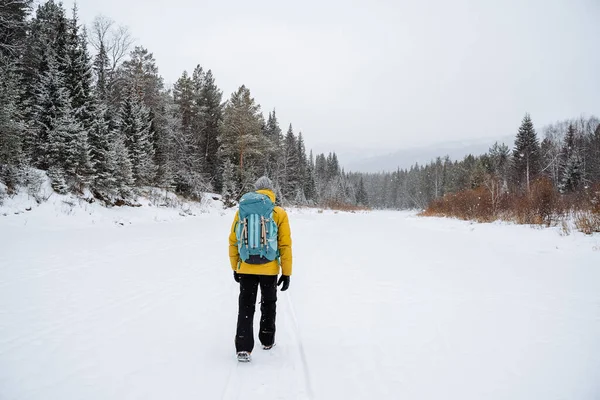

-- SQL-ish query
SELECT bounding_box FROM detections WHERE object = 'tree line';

[0,0,361,207]
[360,114,600,211]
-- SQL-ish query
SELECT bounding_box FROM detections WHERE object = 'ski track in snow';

[221,290,314,400]
[1,210,600,399]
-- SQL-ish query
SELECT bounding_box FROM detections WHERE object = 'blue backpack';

[235,192,278,264]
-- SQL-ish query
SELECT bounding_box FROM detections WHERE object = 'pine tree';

[22,1,70,105]
[152,93,177,191]
[118,46,164,110]
[117,89,155,186]
[488,142,510,185]
[356,176,369,206]
[559,124,583,193]
[218,85,265,193]
[590,124,600,183]
[512,114,540,193]
[175,65,220,192]
[221,158,237,205]
[0,0,32,59]
[88,103,118,191]
[281,124,299,202]
[297,132,307,181]
[172,71,206,196]
[198,69,223,185]
[0,63,26,188]
[111,132,134,197]
[263,110,284,189]
[173,71,196,132]
[46,111,91,191]
[0,0,30,187]
[47,165,68,194]
[65,5,94,131]
[304,150,317,203]
[93,41,110,102]
[31,52,71,169]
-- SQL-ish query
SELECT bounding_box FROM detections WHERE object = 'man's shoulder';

[273,206,288,218]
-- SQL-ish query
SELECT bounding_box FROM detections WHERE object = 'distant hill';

[339,136,515,173]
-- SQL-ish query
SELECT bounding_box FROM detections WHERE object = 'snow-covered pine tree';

[512,113,541,193]
[297,132,307,184]
[46,111,92,192]
[0,0,31,59]
[326,152,340,182]
[198,69,223,188]
[559,124,583,193]
[313,153,327,200]
[0,62,26,188]
[290,131,309,205]
[65,5,94,132]
[590,124,600,183]
[356,176,368,206]
[93,41,110,102]
[561,154,583,194]
[221,158,237,205]
[88,103,119,191]
[488,142,510,191]
[303,150,317,204]
[0,0,31,187]
[111,132,134,198]
[31,52,71,169]
[172,70,207,197]
[118,46,164,111]
[281,124,299,202]
[22,1,70,107]
[263,110,284,190]
[117,89,155,186]
[191,65,204,97]
[151,93,177,192]
[35,54,92,192]
[173,71,197,132]
[218,85,265,194]
[47,165,68,194]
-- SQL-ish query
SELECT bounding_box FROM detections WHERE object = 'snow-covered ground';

[1,203,600,399]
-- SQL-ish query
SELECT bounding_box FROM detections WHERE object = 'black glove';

[277,275,290,291]
[233,271,240,283]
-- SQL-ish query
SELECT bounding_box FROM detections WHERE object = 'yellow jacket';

[229,189,293,276]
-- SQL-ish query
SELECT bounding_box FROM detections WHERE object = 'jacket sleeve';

[229,211,240,271]
[277,208,293,276]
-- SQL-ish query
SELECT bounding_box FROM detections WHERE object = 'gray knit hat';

[254,176,274,191]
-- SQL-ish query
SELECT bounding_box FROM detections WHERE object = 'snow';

[1,203,600,399]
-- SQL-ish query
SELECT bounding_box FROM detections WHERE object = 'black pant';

[235,274,277,353]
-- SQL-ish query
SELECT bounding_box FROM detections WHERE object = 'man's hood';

[256,189,276,203]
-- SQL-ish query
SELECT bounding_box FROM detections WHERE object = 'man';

[229,176,292,362]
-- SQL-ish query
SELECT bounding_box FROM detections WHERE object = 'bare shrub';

[530,177,559,226]
[323,200,370,212]
[424,187,495,222]
[575,212,600,235]
[424,176,600,235]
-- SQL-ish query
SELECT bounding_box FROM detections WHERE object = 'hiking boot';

[237,351,251,362]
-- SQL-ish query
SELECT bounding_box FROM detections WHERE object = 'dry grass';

[322,201,370,212]
[423,187,497,223]
[423,177,600,234]
[575,212,600,235]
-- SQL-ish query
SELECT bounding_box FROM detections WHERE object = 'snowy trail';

[1,210,600,399]
[221,294,313,400]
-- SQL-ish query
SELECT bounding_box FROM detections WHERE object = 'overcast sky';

[61,0,600,158]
